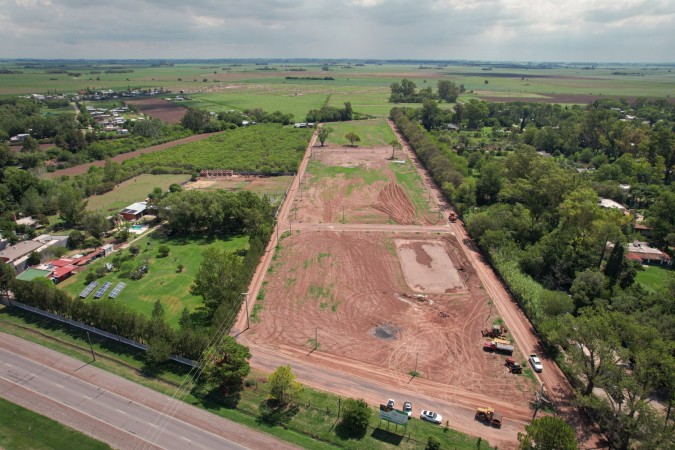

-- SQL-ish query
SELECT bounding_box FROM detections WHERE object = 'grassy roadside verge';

[0,396,111,450]
[0,306,492,449]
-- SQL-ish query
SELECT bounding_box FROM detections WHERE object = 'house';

[120,201,147,221]
[0,234,69,274]
[599,198,628,215]
[625,241,671,266]
[10,133,30,143]
[446,123,459,131]
[50,264,78,283]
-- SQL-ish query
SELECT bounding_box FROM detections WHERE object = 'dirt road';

[44,131,222,179]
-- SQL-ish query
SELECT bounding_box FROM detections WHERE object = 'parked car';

[420,410,442,424]
[386,399,395,409]
[529,354,543,372]
[403,401,412,418]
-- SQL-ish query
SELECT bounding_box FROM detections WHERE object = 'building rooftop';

[0,240,43,262]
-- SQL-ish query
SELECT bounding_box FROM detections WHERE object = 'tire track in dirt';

[374,181,416,224]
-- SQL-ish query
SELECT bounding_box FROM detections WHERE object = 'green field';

[635,265,673,293]
[126,123,311,173]
[58,233,249,327]
[325,118,396,147]
[2,62,673,115]
[0,396,110,450]
[86,174,191,213]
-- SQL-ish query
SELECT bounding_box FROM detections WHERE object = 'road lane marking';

[116,409,127,415]
[55,384,64,389]
[181,437,191,442]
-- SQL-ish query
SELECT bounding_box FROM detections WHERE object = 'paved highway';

[0,333,300,450]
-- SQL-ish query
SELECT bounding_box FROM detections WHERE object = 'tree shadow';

[257,399,299,426]
[196,383,244,410]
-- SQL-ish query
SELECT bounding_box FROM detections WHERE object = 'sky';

[1,0,673,62]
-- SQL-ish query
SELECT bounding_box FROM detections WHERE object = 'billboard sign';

[379,404,409,425]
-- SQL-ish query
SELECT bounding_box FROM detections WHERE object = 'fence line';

[0,297,197,368]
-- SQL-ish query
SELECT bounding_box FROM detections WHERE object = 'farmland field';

[127,123,312,174]
[58,233,249,327]
[86,174,191,213]
[183,174,292,199]
[324,118,396,147]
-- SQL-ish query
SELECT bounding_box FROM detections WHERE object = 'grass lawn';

[0,396,110,450]
[86,174,191,213]
[635,265,673,293]
[57,232,249,327]
[325,118,396,147]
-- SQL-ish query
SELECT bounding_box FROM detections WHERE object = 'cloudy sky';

[1,0,673,62]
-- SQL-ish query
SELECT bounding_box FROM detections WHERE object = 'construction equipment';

[448,211,458,222]
[505,358,522,374]
[481,324,508,338]
[475,407,503,428]
[483,340,514,355]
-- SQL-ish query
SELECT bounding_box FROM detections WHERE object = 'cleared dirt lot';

[124,97,187,124]
[249,230,536,409]
[292,145,438,225]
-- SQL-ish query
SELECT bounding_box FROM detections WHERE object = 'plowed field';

[249,231,536,408]
[291,145,437,224]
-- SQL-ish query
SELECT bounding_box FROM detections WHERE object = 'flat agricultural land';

[86,174,191,213]
[58,233,248,327]
[0,396,110,450]
[183,175,293,199]
[249,230,536,409]
[292,146,437,225]
[124,97,187,124]
[324,118,396,147]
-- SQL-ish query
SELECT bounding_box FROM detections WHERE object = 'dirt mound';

[374,182,416,225]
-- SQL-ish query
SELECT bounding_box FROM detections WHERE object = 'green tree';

[27,251,41,266]
[338,398,372,439]
[437,80,460,102]
[0,261,16,297]
[267,365,302,404]
[344,132,361,147]
[21,136,39,152]
[152,299,165,320]
[180,108,211,133]
[157,245,170,258]
[57,184,87,226]
[421,98,440,131]
[570,269,609,309]
[389,139,402,159]
[81,211,110,239]
[518,416,577,450]
[145,335,173,366]
[604,241,624,288]
[317,126,334,147]
[425,436,442,450]
[190,247,244,317]
[201,337,251,392]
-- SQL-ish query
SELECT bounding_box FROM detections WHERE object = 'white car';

[529,354,543,372]
[420,410,442,424]
[403,401,412,418]
[386,399,395,409]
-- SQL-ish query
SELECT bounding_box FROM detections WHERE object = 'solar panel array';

[79,281,99,298]
[93,282,112,299]
[108,282,127,299]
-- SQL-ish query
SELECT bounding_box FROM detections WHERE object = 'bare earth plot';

[124,97,187,124]
[184,175,293,198]
[248,230,536,410]
[292,145,438,225]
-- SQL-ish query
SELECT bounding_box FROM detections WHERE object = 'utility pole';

[337,398,341,419]
[315,327,318,350]
[86,332,96,361]
[242,292,250,330]
[414,352,418,374]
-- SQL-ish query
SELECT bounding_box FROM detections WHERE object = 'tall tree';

[191,248,244,317]
[57,184,87,226]
[317,126,334,147]
[420,98,440,131]
[201,337,251,392]
[0,262,16,297]
[437,80,460,102]
[389,139,402,159]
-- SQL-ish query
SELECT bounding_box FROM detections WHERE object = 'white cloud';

[0,0,672,61]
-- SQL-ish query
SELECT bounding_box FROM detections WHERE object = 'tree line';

[391,106,674,449]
